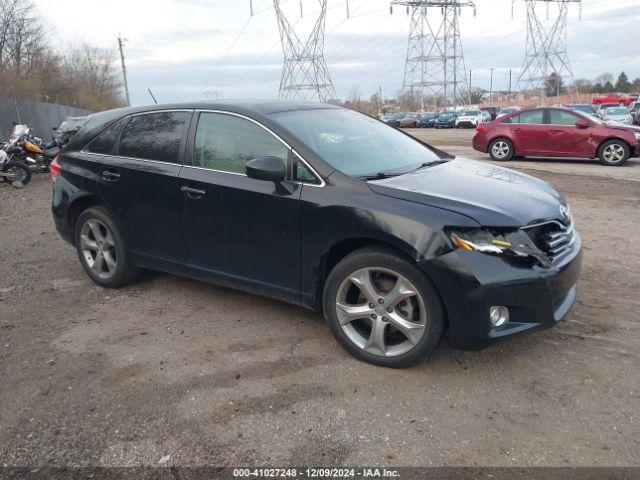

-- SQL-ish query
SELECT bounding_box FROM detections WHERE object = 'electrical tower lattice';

[517,0,581,96]
[273,0,337,102]
[393,0,475,110]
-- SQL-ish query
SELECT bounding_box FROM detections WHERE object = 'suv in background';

[481,107,499,120]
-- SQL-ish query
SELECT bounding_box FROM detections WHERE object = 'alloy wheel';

[80,219,117,279]
[335,267,428,357]
[602,143,625,163]
[491,141,510,159]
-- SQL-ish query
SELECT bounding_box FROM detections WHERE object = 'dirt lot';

[1,129,639,468]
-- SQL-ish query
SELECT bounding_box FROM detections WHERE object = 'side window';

[193,112,289,174]
[518,110,544,124]
[503,114,520,124]
[118,111,190,163]
[549,110,579,126]
[85,118,128,154]
[293,155,320,185]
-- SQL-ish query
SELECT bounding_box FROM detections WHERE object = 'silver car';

[601,107,633,125]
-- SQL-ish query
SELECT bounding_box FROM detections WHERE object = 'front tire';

[488,137,515,161]
[74,206,140,288]
[1,160,31,185]
[322,247,445,368]
[598,139,630,166]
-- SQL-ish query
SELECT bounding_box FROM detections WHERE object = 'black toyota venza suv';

[51,101,583,367]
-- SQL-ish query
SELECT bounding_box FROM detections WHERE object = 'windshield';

[270,108,443,178]
[581,113,604,125]
[59,117,87,132]
[460,110,478,116]
[605,108,629,115]
[438,112,454,118]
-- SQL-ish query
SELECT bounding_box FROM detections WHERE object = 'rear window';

[84,118,129,155]
[118,111,191,163]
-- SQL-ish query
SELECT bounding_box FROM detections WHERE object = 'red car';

[473,107,640,166]
[592,92,638,106]
[399,113,419,128]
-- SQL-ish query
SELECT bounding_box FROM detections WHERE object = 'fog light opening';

[489,306,510,327]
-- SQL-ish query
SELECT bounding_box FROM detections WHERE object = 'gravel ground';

[1,130,639,468]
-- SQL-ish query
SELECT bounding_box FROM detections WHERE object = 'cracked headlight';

[448,228,552,267]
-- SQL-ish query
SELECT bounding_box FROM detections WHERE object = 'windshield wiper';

[410,159,450,172]
[357,171,405,180]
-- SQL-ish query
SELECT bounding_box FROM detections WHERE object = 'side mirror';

[575,119,590,129]
[246,156,286,183]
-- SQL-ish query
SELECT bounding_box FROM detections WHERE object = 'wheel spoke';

[80,233,98,251]
[88,220,103,242]
[103,230,116,248]
[91,251,105,274]
[349,269,379,304]
[103,249,117,272]
[384,277,416,308]
[364,318,387,355]
[386,312,425,345]
[336,302,374,326]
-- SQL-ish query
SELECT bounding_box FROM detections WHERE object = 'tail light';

[50,155,61,182]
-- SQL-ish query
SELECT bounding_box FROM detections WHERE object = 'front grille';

[523,220,576,265]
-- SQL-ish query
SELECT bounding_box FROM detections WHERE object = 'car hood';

[604,122,640,132]
[368,158,567,227]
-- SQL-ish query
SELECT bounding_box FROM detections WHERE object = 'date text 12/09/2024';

[232,468,400,478]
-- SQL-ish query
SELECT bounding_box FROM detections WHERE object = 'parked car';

[399,113,419,128]
[600,107,633,124]
[595,103,620,118]
[592,92,638,106]
[481,107,499,120]
[496,106,522,119]
[50,100,583,367]
[565,104,595,115]
[433,111,458,128]
[455,110,484,128]
[382,113,405,128]
[416,112,437,128]
[53,116,88,140]
[473,106,640,166]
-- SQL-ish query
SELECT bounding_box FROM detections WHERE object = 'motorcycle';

[1,125,60,184]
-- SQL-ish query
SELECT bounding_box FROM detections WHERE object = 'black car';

[51,101,582,368]
[382,112,405,128]
[416,112,437,128]
[434,111,458,128]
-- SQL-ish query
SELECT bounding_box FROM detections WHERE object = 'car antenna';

[148,89,158,104]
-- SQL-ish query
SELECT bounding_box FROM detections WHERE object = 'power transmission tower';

[117,36,131,107]
[392,0,475,110]
[273,0,337,102]
[517,0,581,101]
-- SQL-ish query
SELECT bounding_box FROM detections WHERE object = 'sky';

[35,0,640,107]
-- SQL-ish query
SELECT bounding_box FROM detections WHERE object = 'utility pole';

[489,67,495,104]
[392,0,475,111]
[508,69,512,101]
[118,36,131,107]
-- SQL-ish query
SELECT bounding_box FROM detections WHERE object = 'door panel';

[96,111,192,264]
[508,110,548,155]
[179,167,301,297]
[545,109,593,157]
[179,111,302,302]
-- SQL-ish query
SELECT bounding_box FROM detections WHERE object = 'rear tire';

[488,137,515,161]
[74,206,141,288]
[322,247,445,368]
[598,139,630,166]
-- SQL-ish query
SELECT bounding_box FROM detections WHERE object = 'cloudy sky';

[36,0,640,106]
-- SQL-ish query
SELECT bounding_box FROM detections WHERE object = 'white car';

[455,110,484,128]
[601,107,633,125]
[496,106,522,119]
